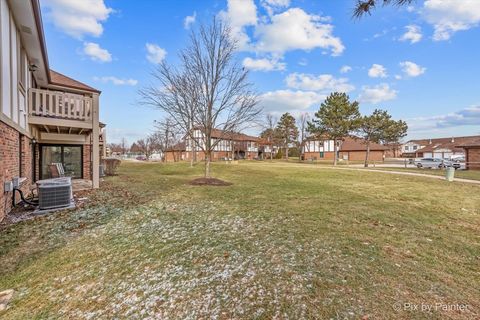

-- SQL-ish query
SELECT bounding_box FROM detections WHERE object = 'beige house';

[0,0,104,220]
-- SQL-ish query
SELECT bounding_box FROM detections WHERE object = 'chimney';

[429,139,432,144]
[451,137,454,143]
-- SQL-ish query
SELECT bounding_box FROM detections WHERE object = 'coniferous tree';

[308,92,361,165]
[276,113,299,160]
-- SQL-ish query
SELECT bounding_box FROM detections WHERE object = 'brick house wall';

[1,121,33,221]
[302,151,335,160]
[167,151,231,162]
[465,147,480,170]
[83,144,92,180]
[340,151,385,161]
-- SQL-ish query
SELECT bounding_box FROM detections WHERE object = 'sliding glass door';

[40,145,83,179]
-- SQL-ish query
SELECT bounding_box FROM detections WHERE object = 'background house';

[185,128,264,161]
[302,136,387,161]
[1,0,104,220]
[401,135,480,158]
[456,140,480,170]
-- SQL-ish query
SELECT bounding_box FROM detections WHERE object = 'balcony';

[28,88,94,131]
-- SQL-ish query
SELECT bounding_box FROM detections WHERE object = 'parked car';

[450,158,465,170]
[136,155,147,161]
[415,158,448,169]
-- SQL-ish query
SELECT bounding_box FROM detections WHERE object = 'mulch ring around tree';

[188,177,233,186]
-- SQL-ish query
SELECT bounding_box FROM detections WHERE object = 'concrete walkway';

[256,162,480,185]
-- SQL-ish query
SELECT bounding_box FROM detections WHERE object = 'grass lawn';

[1,161,479,319]
[365,167,480,181]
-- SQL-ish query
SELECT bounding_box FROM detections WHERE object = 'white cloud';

[340,65,352,73]
[423,0,480,41]
[261,0,291,16]
[259,90,325,114]
[408,106,480,131]
[219,0,258,49]
[255,8,344,56]
[399,25,423,43]
[263,0,290,7]
[243,56,286,71]
[400,61,426,77]
[146,43,167,64]
[298,58,308,66]
[358,84,397,104]
[94,76,138,86]
[184,11,196,29]
[285,73,355,93]
[83,42,111,62]
[368,64,388,78]
[42,0,112,38]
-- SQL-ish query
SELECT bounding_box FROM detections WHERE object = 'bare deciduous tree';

[153,117,181,162]
[260,114,277,160]
[120,137,128,155]
[140,18,261,178]
[297,113,310,161]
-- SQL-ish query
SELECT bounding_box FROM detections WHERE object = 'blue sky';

[40,0,480,143]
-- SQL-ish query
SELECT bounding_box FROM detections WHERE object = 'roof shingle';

[49,70,101,93]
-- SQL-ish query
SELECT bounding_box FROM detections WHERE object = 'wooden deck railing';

[28,88,93,121]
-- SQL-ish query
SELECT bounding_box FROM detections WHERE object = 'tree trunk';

[205,151,211,178]
[188,138,192,166]
[285,145,289,161]
[333,138,337,166]
[364,142,371,167]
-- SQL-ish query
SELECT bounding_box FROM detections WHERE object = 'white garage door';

[433,152,443,159]
[424,152,433,158]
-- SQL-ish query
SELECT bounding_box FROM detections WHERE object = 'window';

[405,146,409,151]
[40,145,83,179]
[413,146,417,150]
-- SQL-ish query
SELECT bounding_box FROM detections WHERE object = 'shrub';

[104,158,121,176]
[275,149,283,159]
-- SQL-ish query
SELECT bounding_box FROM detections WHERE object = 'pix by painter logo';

[393,302,469,312]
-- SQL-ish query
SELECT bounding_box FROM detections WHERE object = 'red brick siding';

[340,151,385,161]
[1,121,33,221]
[165,150,184,162]
[83,144,91,179]
[466,148,480,170]
[303,151,335,160]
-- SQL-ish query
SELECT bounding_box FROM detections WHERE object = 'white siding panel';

[1,0,11,117]
[10,15,18,123]
[19,91,26,128]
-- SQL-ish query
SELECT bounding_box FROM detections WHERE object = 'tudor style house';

[302,136,388,161]
[1,0,104,220]
[164,128,274,162]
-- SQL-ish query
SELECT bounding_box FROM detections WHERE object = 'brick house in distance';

[401,135,480,158]
[1,0,105,220]
[302,136,388,161]
[456,140,480,170]
[163,128,276,162]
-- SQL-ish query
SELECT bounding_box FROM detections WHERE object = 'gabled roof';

[415,135,480,153]
[50,70,101,93]
[340,136,388,152]
[456,139,480,148]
